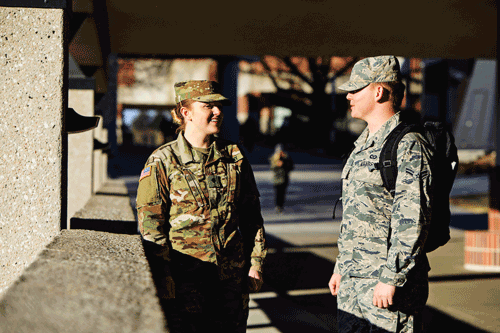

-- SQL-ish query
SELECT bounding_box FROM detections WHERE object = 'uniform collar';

[206,138,232,165]
[375,112,401,145]
[176,132,232,165]
[354,112,401,150]
[176,132,196,165]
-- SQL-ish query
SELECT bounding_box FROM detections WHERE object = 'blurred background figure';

[269,144,294,213]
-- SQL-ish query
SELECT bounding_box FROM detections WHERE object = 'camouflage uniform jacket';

[334,113,433,287]
[136,133,266,280]
[269,154,294,185]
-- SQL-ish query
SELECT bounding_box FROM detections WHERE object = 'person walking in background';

[328,56,433,332]
[269,143,294,213]
[136,80,267,333]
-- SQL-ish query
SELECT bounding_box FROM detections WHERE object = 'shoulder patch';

[136,164,160,207]
[140,166,152,181]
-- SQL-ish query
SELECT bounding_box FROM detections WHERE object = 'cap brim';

[338,80,370,92]
[194,94,232,106]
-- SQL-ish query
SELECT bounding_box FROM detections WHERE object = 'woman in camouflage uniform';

[136,80,267,332]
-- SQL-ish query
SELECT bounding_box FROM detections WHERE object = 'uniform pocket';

[168,168,206,209]
[226,163,240,203]
[351,163,384,186]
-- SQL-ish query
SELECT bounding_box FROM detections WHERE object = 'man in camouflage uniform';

[136,80,266,332]
[269,143,294,213]
[328,56,433,332]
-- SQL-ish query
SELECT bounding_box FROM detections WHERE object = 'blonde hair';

[171,99,195,134]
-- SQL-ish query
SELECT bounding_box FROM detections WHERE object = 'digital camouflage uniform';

[335,56,433,333]
[136,81,266,332]
[334,112,433,332]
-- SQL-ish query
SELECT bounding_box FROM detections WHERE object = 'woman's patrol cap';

[174,80,232,106]
[339,55,401,92]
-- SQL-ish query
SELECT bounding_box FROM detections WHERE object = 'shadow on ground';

[121,176,492,332]
[257,234,492,333]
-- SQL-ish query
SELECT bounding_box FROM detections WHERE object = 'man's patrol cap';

[338,55,401,92]
[174,80,232,106]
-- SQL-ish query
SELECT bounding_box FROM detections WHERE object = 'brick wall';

[464,208,500,271]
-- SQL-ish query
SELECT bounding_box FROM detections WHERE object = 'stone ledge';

[0,179,167,332]
[70,179,138,234]
[0,229,166,333]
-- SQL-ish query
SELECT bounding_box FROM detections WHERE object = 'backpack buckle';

[383,160,392,167]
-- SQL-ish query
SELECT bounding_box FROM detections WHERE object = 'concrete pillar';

[0,5,67,296]
[93,117,109,192]
[67,87,95,227]
[464,60,500,271]
[102,53,119,178]
[422,59,449,123]
[217,57,240,143]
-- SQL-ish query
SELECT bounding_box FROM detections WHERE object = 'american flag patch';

[140,166,151,181]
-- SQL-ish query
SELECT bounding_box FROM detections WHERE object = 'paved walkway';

[124,165,500,332]
[246,165,500,333]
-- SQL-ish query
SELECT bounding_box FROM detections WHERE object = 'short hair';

[378,81,406,109]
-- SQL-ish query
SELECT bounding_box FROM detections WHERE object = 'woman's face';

[184,101,224,137]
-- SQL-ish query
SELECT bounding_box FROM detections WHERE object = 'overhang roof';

[69,0,497,92]
[102,0,496,58]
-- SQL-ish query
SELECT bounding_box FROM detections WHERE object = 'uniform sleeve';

[136,159,171,267]
[238,158,267,273]
[379,134,432,286]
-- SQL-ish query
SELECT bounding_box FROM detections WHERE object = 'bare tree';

[255,56,358,148]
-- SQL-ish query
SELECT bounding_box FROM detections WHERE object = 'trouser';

[337,276,427,333]
[162,253,250,333]
[274,183,288,208]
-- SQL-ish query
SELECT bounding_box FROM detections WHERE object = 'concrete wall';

[67,89,94,227]
[0,7,65,296]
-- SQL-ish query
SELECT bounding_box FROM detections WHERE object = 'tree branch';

[329,57,359,82]
[259,57,281,91]
[282,57,313,87]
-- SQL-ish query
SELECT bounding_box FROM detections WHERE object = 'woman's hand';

[248,269,264,292]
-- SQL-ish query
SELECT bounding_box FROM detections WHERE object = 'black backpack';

[376,120,459,252]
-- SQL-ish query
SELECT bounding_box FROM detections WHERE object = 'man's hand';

[328,273,341,296]
[373,282,396,308]
[249,269,264,292]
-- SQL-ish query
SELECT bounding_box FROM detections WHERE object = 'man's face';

[346,84,376,121]
[186,101,224,136]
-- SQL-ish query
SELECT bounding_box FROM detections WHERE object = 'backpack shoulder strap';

[377,122,420,196]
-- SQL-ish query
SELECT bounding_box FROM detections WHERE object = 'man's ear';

[375,84,389,103]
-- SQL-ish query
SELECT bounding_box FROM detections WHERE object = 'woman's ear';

[180,107,191,121]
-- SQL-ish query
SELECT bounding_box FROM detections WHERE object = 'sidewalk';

[245,165,500,333]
